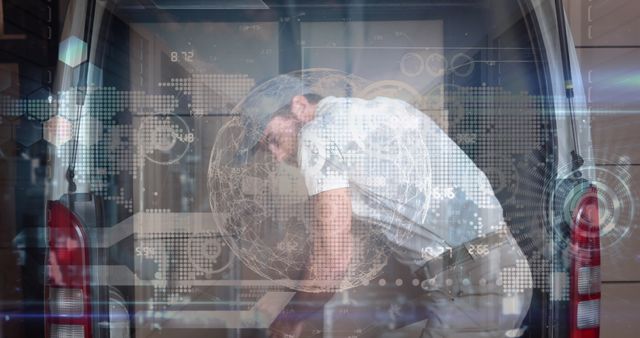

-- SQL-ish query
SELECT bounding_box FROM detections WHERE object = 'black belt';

[414,230,514,280]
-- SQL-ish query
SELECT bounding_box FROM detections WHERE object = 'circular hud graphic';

[138,113,194,165]
[187,232,234,275]
[544,150,636,255]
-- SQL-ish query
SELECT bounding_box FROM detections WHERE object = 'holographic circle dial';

[138,113,194,165]
[544,150,636,254]
[187,232,233,275]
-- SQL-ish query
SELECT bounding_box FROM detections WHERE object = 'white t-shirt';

[298,96,504,272]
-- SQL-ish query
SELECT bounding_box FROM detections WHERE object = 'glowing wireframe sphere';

[208,69,390,292]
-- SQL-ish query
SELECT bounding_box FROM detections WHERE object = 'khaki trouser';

[417,237,533,338]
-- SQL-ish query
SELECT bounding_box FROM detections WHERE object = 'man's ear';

[290,95,311,122]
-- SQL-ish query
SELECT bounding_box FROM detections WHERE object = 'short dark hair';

[271,93,324,119]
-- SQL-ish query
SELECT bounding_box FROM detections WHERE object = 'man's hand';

[268,317,305,338]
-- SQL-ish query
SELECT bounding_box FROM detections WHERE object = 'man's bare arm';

[308,187,353,282]
[269,187,353,337]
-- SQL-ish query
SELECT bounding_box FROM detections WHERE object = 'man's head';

[233,72,325,167]
[258,93,323,165]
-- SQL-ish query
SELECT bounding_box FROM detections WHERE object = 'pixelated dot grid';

[501,259,533,294]
[159,74,255,116]
[135,208,236,311]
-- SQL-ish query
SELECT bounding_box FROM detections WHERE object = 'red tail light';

[569,185,601,338]
[45,201,92,338]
